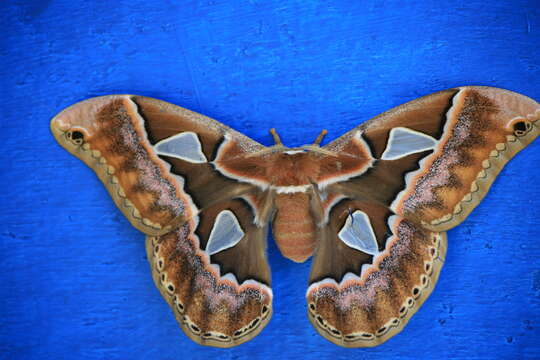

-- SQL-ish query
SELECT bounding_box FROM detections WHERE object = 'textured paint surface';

[1,0,539,359]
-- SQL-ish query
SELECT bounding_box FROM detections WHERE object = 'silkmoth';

[50,86,539,348]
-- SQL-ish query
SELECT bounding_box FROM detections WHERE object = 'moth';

[50,86,539,348]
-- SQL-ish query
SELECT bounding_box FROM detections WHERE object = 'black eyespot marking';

[72,130,84,140]
[309,303,316,311]
[66,130,85,145]
[392,318,399,325]
[377,327,387,334]
[425,263,432,272]
[361,333,373,338]
[167,284,175,292]
[190,324,200,333]
[331,329,341,336]
[234,330,243,337]
[412,287,420,296]
[262,305,269,314]
[399,306,406,314]
[316,315,325,326]
[513,120,532,137]
[218,335,228,340]
[514,121,527,132]
[407,298,414,306]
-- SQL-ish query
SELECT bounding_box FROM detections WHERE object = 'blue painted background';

[1,1,539,359]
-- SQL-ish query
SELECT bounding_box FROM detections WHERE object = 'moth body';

[255,148,327,262]
[272,191,317,262]
[51,87,540,348]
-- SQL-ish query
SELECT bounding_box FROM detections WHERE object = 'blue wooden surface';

[1,1,539,359]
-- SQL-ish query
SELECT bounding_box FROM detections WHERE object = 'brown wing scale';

[146,197,273,348]
[325,87,540,231]
[51,95,274,348]
[310,86,539,347]
[307,199,447,347]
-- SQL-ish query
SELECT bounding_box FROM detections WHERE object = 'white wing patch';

[154,132,208,163]
[205,210,245,255]
[271,184,311,194]
[338,210,379,255]
[381,127,437,160]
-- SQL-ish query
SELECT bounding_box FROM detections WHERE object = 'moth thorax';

[272,193,316,263]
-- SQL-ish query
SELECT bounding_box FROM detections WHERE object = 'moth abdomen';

[272,192,317,263]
